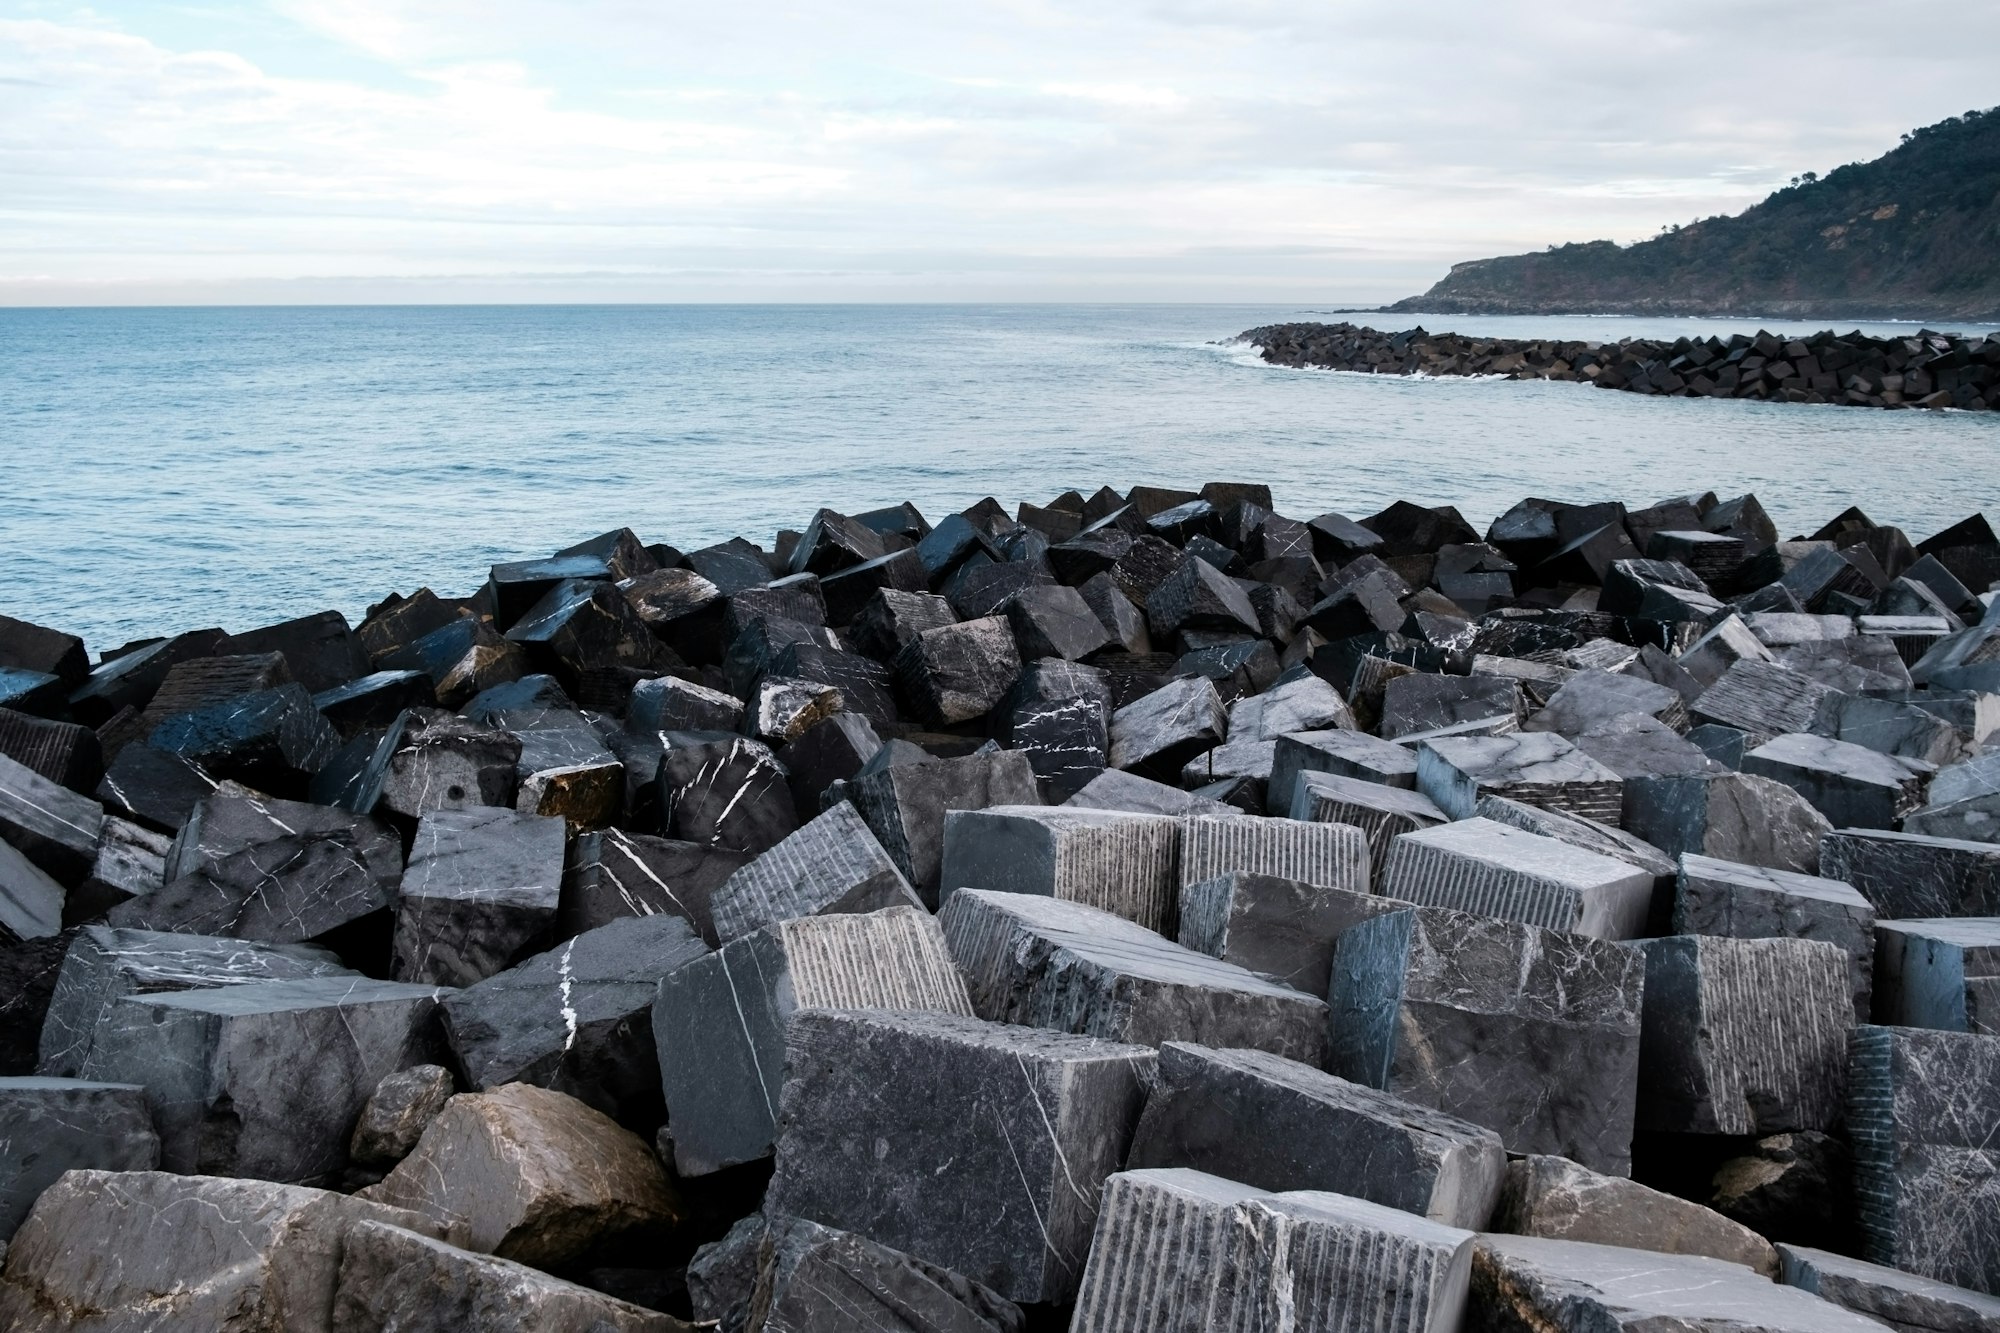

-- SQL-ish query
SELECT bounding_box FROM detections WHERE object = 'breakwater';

[1,479,1998,1328]
[1244,320,2000,411]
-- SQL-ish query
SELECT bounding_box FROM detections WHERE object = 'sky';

[1,2,1995,304]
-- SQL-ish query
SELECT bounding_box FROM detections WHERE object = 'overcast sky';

[2,1,1994,304]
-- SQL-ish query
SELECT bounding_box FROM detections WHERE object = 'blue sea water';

[2,303,1997,650]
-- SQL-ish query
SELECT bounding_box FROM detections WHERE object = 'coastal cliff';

[1387,108,2000,323]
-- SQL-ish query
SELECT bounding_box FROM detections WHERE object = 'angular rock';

[1178,870,1405,997]
[1126,1042,1505,1228]
[1471,794,1678,929]
[148,683,340,790]
[995,658,1110,800]
[0,1077,159,1239]
[559,826,747,944]
[1743,732,1929,829]
[1906,789,2000,845]
[939,888,1328,1063]
[1108,675,1226,784]
[1469,1234,1887,1332]
[893,617,1021,725]
[1623,770,1835,875]
[0,750,103,883]
[361,1082,680,1268]
[764,1007,1155,1304]
[1063,767,1234,817]
[0,708,102,794]
[1416,732,1624,825]
[79,975,446,1183]
[707,801,923,943]
[94,740,218,833]
[1496,1153,1777,1276]
[1875,917,2000,1034]
[1381,672,1523,740]
[1822,828,2000,918]
[847,589,957,663]
[1076,1167,1477,1333]
[1178,812,1369,902]
[744,675,843,746]
[312,669,431,737]
[1779,1241,2000,1333]
[1637,934,1851,1135]
[393,807,565,987]
[1848,1025,2000,1295]
[1675,853,1877,1019]
[331,1219,687,1332]
[1225,669,1356,740]
[1813,690,1962,767]
[1691,658,1835,740]
[940,804,1180,933]
[379,711,523,817]
[1381,817,1655,939]
[1269,728,1419,814]
[38,924,351,1077]
[1290,770,1445,882]
[630,674,742,734]
[0,837,62,943]
[848,749,1040,905]
[1328,904,1646,1174]
[1709,1130,1854,1252]
[0,1169,462,1333]
[63,813,169,923]
[1002,584,1114,662]
[349,1064,456,1167]
[736,1213,1024,1333]
[654,905,971,1175]
[1144,554,1260,638]
[444,914,711,1126]
[657,734,797,855]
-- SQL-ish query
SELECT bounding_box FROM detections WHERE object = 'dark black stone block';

[1003,584,1115,663]
[94,743,217,834]
[147,684,339,792]
[0,709,102,795]
[312,670,431,737]
[772,641,898,729]
[777,712,883,814]
[658,735,798,855]
[217,610,367,694]
[690,537,782,596]
[820,547,927,625]
[488,551,613,630]
[67,628,225,725]
[998,659,1111,801]
[559,826,748,944]
[0,615,87,687]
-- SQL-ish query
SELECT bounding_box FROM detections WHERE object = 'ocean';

[2,303,1996,650]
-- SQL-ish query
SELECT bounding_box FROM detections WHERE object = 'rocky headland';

[1242,320,2000,410]
[1,481,1999,1330]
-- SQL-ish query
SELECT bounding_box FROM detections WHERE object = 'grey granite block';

[1813,691,1963,767]
[1821,828,2000,919]
[558,826,748,945]
[1473,794,1678,930]
[1178,811,1369,894]
[849,749,1040,906]
[0,837,62,944]
[1291,770,1445,884]
[393,806,565,986]
[37,924,351,1078]
[1177,870,1404,997]
[1675,853,1877,1020]
[1061,767,1235,818]
[1381,672,1523,740]
[1109,676,1228,784]
[1744,732,1930,830]
[1381,817,1655,939]
[1525,668,1689,736]
[1470,1234,1888,1331]
[1875,917,2000,1035]
[379,711,523,818]
[0,750,103,883]
[707,801,923,943]
[1126,1042,1505,1228]
[939,888,1328,1064]
[1779,1241,2000,1332]
[940,804,1180,934]
[1227,672,1356,740]
[1637,935,1852,1136]
[653,905,971,1175]
[79,975,447,1184]
[1328,904,1646,1175]
[1416,732,1624,825]
[765,1007,1156,1304]
[734,1213,1025,1333]
[0,1077,159,1240]
[1848,1025,2000,1295]
[1270,729,1420,816]
[1677,613,1775,688]
[1623,771,1835,875]
[1691,658,1835,740]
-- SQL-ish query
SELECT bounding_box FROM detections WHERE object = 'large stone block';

[1674,853,1877,1019]
[378,711,523,817]
[1496,1153,1777,1276]
[654,905,972,1175]
[38,924,351,1077]
[0,837,62,944]
[1126,1042,1505,1228]
[1812,690,1963,767]
[1469,1234,1887,1332]
[1269,729,1419,815]
[1743,732,1929,830]
[1063,767,1234,817]
[1226,670,1356,740]
[558,826,747,944]
[940,804,1180,933]
[0,1077,158,1240]
[995,658,1110,801]
[1108,676,1227,784]
[657,734,797,854]
[330,1220,688,1332]
[1178,811,1370,894]
[849,749,1040,905]
[727,1213,1024,1333]
[1623,771,1835,875]
[1637,935,1851,1136]
[1691,658,1834,739]
[1821,828,2000,918]
[894,617,1021,726]
[0,1170,462,1333]
[0,750,103,884]
[765,1008,1156,1304]
[79,975,447,1184]
[393,806,565,986]
[1381,817,1655,939]
[360,1082,680,1269]
[1416,732,1624,825]
[1874,917,2000,1035]
[1070,1167,1476,1333]
[708,801,923,943]
[148,683,341,791]
[1328,904,1646,1175]
[1290,770,1445,883]
[1380,671,1523,740]
[1779,1241,2000,1332]
[939,888,1328,1064]
[443,914,711,1128]
[1178,870,1404,997]
[1848,1025,2000,1295]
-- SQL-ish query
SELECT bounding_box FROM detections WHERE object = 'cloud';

[0,2,1995,301]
